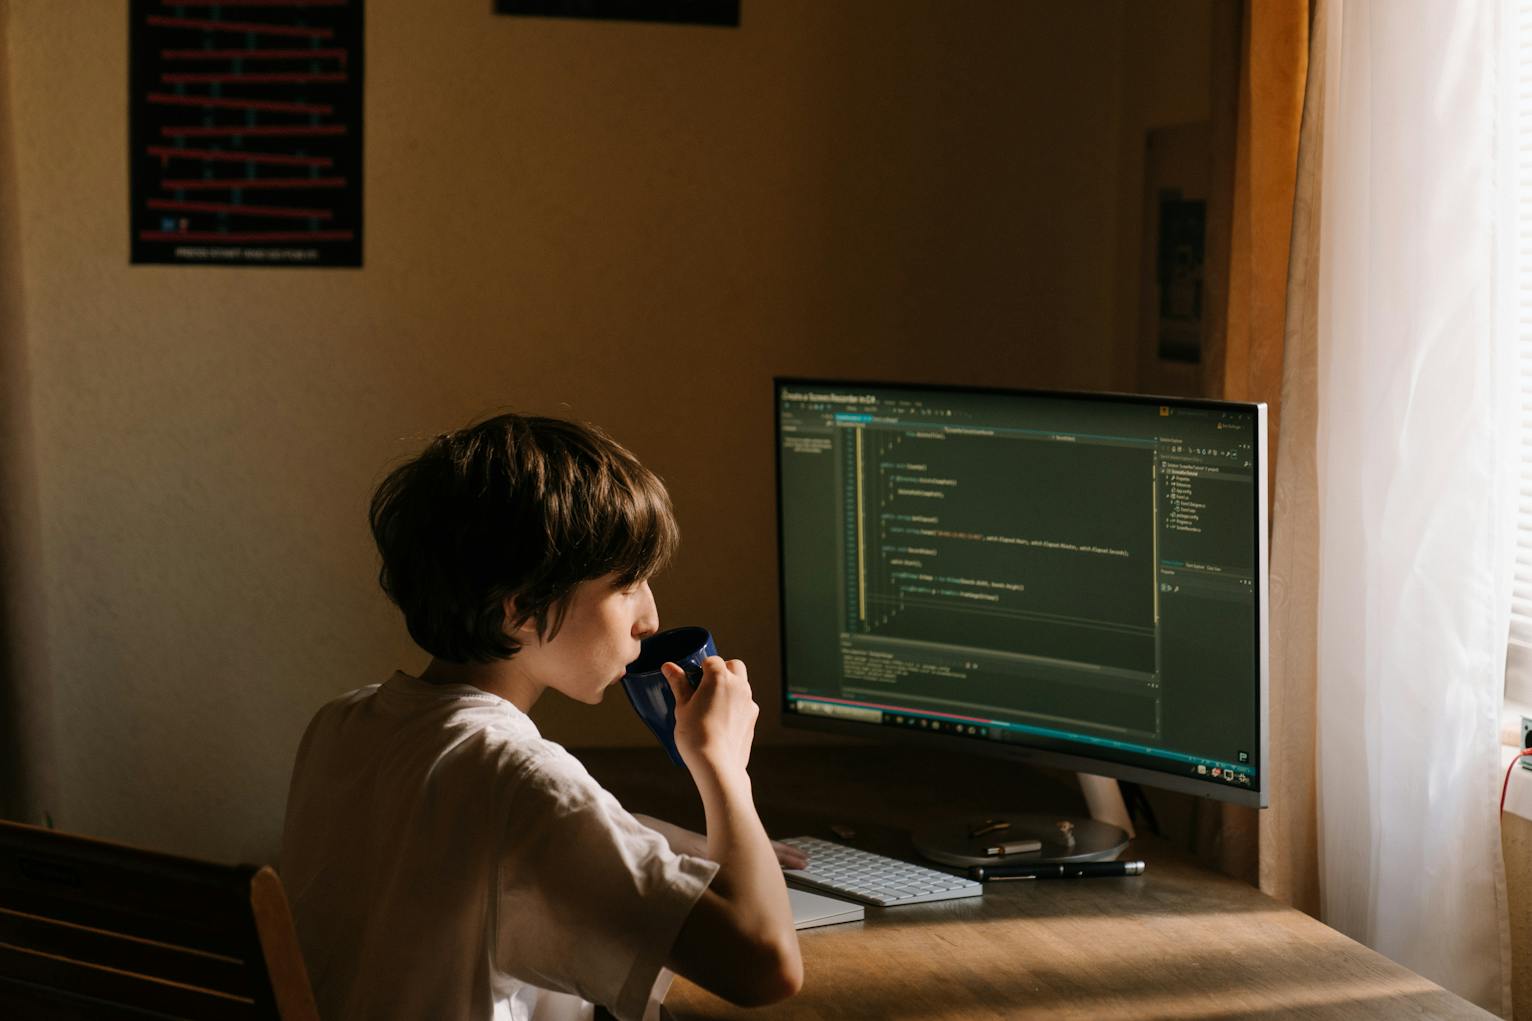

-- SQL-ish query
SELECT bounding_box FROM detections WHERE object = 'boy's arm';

[659,659,803,1007]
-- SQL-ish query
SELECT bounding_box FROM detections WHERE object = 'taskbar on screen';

[785,693,1257,790]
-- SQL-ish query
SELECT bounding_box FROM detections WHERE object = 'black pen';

[968,860,1146,882]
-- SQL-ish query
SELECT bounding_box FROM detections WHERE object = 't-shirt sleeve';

[492,746,719,1021]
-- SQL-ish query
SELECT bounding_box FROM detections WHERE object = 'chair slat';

[0,907,253,996]
[0,944,257,1020]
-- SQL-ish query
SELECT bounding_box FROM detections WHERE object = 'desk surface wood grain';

[574,746,1491,1020]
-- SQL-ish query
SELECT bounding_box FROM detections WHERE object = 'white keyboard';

[780,836,983,907]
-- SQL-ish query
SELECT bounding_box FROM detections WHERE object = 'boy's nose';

[633,581,659,639]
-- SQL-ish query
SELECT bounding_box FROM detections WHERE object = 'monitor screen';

[775,379,1268,807]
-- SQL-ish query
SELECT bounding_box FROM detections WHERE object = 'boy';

[280,413,803,1020]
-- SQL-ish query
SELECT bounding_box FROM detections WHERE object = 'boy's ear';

[502,596,539,639]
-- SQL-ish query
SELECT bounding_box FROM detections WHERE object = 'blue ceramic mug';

[620,626,716,767]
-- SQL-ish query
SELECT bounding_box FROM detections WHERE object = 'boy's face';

[514,574,660,704]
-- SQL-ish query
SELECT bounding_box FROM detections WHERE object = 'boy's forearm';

[693,769,796,945]
[697,770,763,867]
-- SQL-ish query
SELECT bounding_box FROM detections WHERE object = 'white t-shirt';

[280,672,719,1021]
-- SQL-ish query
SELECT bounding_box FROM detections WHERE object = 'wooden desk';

[575,746,1492,1020]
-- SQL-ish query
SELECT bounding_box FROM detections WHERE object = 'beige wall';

[0,0,57,827]
[3,1,1213,863]
[1109,0,1219,394]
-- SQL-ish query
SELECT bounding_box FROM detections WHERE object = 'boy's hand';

[772,839,809,870]
[662,656,758,781]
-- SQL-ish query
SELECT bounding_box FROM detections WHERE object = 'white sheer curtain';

[1502,0,1532,723]
[1311,0,1515,1011]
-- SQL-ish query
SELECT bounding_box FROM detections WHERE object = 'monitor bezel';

[773,377,1270,809]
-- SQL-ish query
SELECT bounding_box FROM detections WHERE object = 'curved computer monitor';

[776,378,1268,810]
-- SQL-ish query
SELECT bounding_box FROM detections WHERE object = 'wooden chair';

[0,819,318,1019]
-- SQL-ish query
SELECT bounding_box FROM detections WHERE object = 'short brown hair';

[368,413,678,664]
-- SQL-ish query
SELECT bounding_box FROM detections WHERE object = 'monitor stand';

[912,774,1134,866]
[912,812,1129,866]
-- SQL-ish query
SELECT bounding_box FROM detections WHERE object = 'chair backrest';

[0,819,319,1020]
